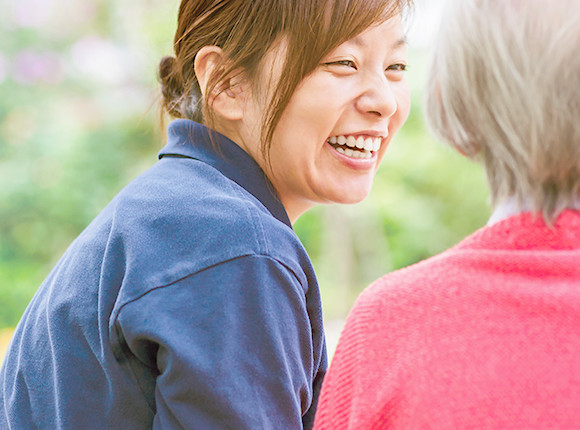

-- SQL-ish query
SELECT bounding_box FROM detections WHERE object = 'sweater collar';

[158,119,292,228]
[460,209,580,251]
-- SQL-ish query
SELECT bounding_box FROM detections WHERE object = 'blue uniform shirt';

[0,120,327,429]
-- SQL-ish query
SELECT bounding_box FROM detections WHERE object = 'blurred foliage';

[0,0,489,329]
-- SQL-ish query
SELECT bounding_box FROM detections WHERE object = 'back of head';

[424,0,580,222]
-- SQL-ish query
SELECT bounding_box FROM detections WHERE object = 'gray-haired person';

[314,0,580,428]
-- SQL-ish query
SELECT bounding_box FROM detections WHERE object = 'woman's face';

[239,16,410,223]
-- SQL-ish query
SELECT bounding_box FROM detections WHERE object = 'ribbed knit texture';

[314,210,580,429]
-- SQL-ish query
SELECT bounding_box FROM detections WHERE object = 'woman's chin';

[327,186,373,206]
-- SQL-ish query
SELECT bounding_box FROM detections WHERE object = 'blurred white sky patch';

[0,53,7,84]
[8,0,98,37]
[406,0,445,50]
[10,0,54,29]
[70,36,137,86]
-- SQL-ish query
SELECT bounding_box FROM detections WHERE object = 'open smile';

[327,135,383,159]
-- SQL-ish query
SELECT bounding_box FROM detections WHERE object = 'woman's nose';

[355,74,398,119]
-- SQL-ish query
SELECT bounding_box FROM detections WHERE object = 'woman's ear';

[194,46,245,121]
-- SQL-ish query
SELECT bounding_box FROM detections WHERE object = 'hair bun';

[159,56,177,82]
[159,56,185,118]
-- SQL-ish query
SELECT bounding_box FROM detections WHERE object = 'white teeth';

[328,134,383,159]
[363,138,374,151]
[350,150,372,159]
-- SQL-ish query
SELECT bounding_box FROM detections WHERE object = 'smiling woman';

[161,1,412,223]
[0,1,412,429]
[208,20,411,223]
[256,18,410,220]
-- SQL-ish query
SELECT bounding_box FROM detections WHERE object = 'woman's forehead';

[333,16,406,52]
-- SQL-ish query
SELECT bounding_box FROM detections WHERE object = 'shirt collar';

[158,119,292,228]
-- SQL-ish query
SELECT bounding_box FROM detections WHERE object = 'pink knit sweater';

[314,210,580,429]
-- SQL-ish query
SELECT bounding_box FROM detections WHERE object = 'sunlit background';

[0,0,489,363]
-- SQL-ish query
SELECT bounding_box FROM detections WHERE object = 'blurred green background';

[0,0,489,355]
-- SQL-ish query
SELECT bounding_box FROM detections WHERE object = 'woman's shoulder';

[343,245,472,338]
[106,157,309,283]
[95,158,318,320]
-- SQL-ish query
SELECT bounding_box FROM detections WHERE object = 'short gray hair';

[424,0,580,222]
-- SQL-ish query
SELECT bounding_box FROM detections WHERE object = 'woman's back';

[316,210,580,429]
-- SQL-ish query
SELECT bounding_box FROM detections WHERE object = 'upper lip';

[329,130,387,139]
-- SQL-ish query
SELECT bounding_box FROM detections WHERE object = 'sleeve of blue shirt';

[114,254,316,429]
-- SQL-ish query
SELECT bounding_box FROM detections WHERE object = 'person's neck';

[487,196,580,226]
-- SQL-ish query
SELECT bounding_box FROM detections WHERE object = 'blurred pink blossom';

[12,51,65,85]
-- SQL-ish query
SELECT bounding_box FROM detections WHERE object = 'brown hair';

[159,0,412,157]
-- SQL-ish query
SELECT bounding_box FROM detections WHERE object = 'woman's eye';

[387,63,408,72]
[325,60,357,69]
